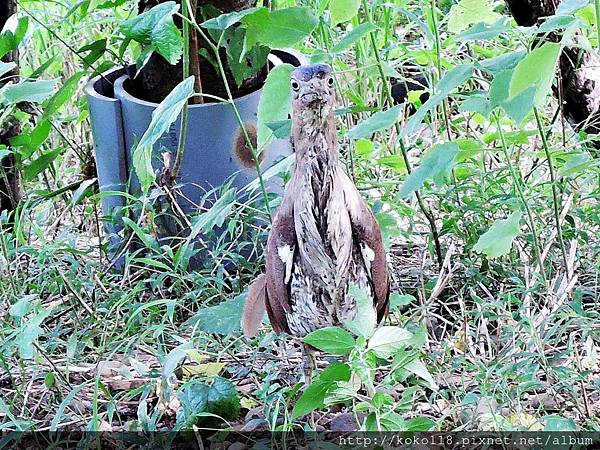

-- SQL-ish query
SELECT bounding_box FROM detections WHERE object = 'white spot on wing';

[361,243,375,273]
[278,244,294,283]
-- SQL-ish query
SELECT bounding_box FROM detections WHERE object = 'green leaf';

[405,417,436,431]
[367,326,413,358]
[201,7,262,30]
[0,79,59,105]
[188,188,235,240]
[43,71,85,118]
[122,216,159,250]
[163,341,193,381]
[330,0,360,25]
[265,119,292,139]
[447,0,500,33]
[404,359,438,390]
[303,326,356,355]
[456,18,510,42]
[0,62,16,79]
[398,142,459,199]
[120,1,182,64]
[70,179,97,206]
[132,76,195,192]
[318,362,352,382]
[544,415,578,431]
[556,0,589,16]
[343,283,376,338]
[389,293,414,310]
[186,293,246,336]
[23,148,61,181]
[347,105,402,140]
[509,42,561,107]
[473,211,522,258]
[331,23,377,53]
[50,384,85,431]
[292,380,333,418]
[242,7,318,51]
[558,152,596,177]
[402,65,473,137]
[206,377,241,420]
[257,64,294,151]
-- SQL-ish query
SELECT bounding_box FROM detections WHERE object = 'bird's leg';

[302,343,318,429]
[301,343,317,386]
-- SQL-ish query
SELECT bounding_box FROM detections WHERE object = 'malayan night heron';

[242,64,390,381]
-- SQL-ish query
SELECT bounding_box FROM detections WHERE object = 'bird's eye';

[291,80,300,91]
[327,77,334,86]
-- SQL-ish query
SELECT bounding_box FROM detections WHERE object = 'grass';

[1,0,599,435]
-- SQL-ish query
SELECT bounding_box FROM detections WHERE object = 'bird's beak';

[299,89,324,105]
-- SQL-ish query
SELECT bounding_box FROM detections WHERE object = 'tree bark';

[0,0,22,216]
[505,0,600,140]
[133,0,261,103]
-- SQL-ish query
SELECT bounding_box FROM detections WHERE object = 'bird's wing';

[264,189,296,334]
[242,274,267,338]
[341,172,390,322]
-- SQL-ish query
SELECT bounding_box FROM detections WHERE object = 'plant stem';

[362,0,444,267]
[495,113,546,283]
[171,0,191,181]
[534,108,569,271]
[595,0,600,50]
[186,17,272,221]
[187,0,203,104]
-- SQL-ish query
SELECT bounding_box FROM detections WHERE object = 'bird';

[242,64,390,382]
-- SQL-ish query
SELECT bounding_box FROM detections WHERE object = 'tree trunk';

[133,0,261,103]
[505,0,600,141]
[0,0,22,216]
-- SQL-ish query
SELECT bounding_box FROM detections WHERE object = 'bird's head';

[291,64,335,111]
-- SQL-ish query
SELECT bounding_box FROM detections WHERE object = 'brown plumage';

[243,64,390,369]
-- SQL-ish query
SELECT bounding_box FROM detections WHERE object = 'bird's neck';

[292,105,338,178]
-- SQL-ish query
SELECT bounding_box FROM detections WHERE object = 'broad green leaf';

[186,293,246,336]
[544,415,578,431]
[303,326,356,355]
[398,142,459,199]
[347,105,402,140]
[43,71,85,118]
[556,0,589,16]
[473,211,522,258]
[479,50,526,74]
[120,2,182,64]
[0,79,59,105]
[343,283,376,338]
[367,326,413,358]
[162,341,193,381]
[201,7,262,30]
[330,0,360,25]
[206,377,241,420]
[389,293,414,310]
[257,64,294,151]
[0,61,16,78]
[242,7,318,52]
[318,362,352,382]
[332,23,377,53]
[132,76,195,192]
[456,18,510,42]
[355,138,374,157]
[558,152,596,177]
[404,359,438,390]
[265,119,292,139]
[70,179,97,206]
[292,380,333,418]
[9,295,36,319]
[509,43,561,107]
[401,65,473,137]
[405,417,436,431]
[447,0,500,33]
